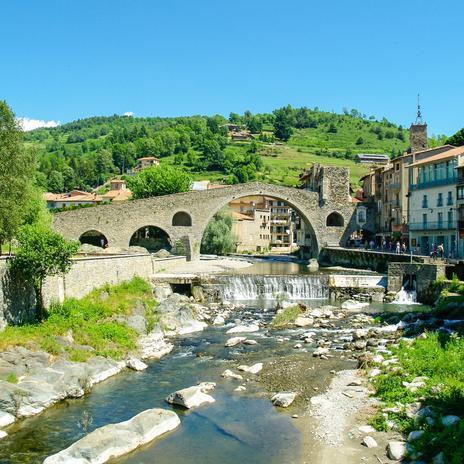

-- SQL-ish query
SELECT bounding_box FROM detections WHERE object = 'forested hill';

[25,106,428,192]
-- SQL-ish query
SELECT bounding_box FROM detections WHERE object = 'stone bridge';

[52,179,357,261]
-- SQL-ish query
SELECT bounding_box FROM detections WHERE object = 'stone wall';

[319,247,425,273]
[387,262,447,303]
[0,254,187,328]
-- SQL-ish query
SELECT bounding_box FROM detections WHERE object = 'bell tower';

[409,94,427,153]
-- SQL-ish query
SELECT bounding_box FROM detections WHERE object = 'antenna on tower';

[415,94,423,124]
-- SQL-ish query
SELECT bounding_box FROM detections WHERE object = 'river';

[0,260,422,463]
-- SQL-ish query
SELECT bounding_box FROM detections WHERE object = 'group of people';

[429,242,445,259]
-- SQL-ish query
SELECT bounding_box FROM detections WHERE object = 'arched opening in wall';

[79,230,108,248]
[326,212,344,227]
[172,211,192,227]
[129,226,172,254]
[200,194,318,259]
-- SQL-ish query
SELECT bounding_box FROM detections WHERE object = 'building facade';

[456,160,464,258]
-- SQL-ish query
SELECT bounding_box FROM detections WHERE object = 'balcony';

[409,221,457,231]
[410,175,457,191]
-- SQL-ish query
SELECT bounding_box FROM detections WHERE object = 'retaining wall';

[0,254,187,328]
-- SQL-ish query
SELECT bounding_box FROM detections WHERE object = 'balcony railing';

[410,175,457,191]
[409,221,457,231]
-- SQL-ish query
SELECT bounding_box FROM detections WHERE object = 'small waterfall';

[393,280,418,304]
[215,274,329,301]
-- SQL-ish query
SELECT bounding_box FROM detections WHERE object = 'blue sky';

[1,0,463,135]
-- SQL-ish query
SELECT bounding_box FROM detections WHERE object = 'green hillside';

[24,106,413,192]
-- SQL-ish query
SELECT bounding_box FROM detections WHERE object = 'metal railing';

[410,175,457,191]
[409,221,457,231]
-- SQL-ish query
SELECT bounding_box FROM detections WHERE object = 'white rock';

[442,415,460,426]
[43,408,180,464]
[197,382,216,392]
[139,331,173,360]
[354,328,369,339]
[368,368,381,378]
[313,347,329,357]
[225,337,246,347]
[226,324,259,334]
[358,425,376,434]
[212,315,225,325]
[271,392,296,408]
[0,411,15,428]
[372,354,384,363]
[243,339,258,345]
[126,358,148,371]
[221,369,243,380]
[294,317,313,327]
[165,386,215,409]
[0,431,7,440]
[408,430,425,441]
[362,436,378,448]
[387,441,407,460]
[294,343,303,349]
[237,363,263,374]
[309,309,322,318]
[341,300,369,310]
[234,386,246,392]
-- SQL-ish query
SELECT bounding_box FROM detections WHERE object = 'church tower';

[409,95,427,153]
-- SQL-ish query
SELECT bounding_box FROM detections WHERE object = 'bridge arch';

[198,192,321,258]
[326,211,344,227]
[129,225,172,253]
[172,211,192,227]
[79,229,108,248]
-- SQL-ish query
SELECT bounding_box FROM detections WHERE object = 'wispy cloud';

[17,117,60,131]
[123,111,134,117]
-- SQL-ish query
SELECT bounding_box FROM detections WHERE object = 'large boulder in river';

[43,408,180,464]
[165,385,215,409]
[226,324,259,334]
[225,337,246,347]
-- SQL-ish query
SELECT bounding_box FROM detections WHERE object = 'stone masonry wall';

[0,254,187,328]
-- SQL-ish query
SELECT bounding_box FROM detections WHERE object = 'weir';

[213,274,330,301]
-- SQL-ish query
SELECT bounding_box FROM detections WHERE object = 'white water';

[393,281,418,305]
[217,274,329,301]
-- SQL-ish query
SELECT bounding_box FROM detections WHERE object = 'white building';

[408,147,464,257]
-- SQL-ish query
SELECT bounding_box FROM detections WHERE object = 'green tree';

[356,137,364,145]
[273,106,294,141]
[447,128,464,146]
[127,165,192,199]
[48,170,65,193]
[10,224,79,319]
[201,209,237,255]
[0,101,36,248]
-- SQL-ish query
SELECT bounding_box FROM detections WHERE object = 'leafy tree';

[447,128,464,146]
[273,106,294,141]
[48,170,65,193]
[0,101,36,247]
[127,165,192,199]
[10,224,79,319]
[201,209,237,255]
[327,123,338,133]
[356,137,364,145]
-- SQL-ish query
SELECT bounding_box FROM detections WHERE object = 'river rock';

[139,330,173,360]
[313,347,329,357]
[441,415,460,426]
[243,339,258,345]
[341,300,369,311]
[166,385,215,409]
[353,340,367,350]
[294,317,313,327]
[0,411,15,428]
[408,430,425,441]
[237,363,263,374]
[43,408,180,464]
[368,368,381,378]
[0,431,7,439]
[234,386,246,392]
[271,392,296,408]
[126,358,148,371]
[221,370,243,380]
[354,328,369,339]
[213,315,225,325]
[226,324,260,334]
[362,436,378,448]
[197,382,216,392]
[307,259,319,272]
[387,441,407,460]
[225,337,246,347]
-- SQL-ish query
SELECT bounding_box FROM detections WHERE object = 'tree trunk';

[34,281,44,321]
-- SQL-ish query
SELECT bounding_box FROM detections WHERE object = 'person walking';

[401,242,407,254]
[395,241,401,254]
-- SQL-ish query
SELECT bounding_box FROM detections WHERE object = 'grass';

[370,332,464,462]
[0,277,158,361]
[271,305,304,328]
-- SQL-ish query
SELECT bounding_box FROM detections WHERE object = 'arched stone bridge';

[52,180,357,261]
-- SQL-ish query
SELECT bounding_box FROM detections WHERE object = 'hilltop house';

[43,190,103,209]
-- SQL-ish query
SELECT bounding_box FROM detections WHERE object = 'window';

[458,186,464,200]
[422,214,428,229]
[438,212,443,228]
[395,163,399,171]
[448,211,453,228]
[437,193,443,207]
[422,195,428,208]
[447,191,453,205]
